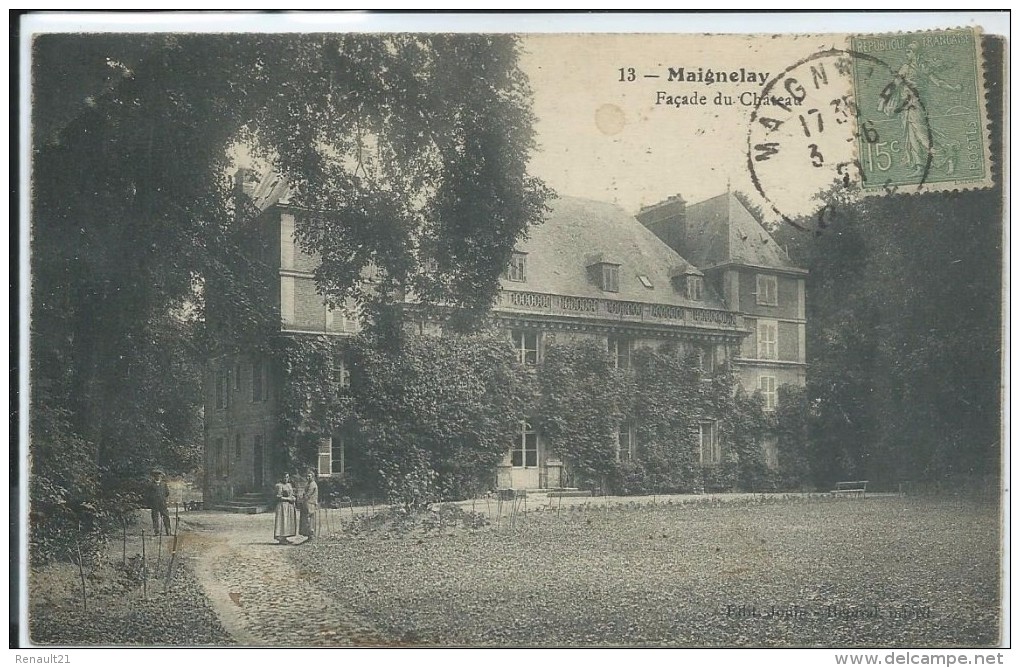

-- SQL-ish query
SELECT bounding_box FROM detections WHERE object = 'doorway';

[510,420,542,489]
[253,435,264,490]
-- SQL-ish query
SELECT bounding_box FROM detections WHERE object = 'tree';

[30,34,550,555]
[772,186,1002,486]
[347,332,536,506]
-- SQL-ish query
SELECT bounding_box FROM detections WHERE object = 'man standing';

[298,469,318,543]
[147,469,172,536]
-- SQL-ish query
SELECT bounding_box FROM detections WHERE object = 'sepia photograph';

[16,12,1008,655]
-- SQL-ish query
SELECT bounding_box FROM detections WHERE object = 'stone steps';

[211,493,270,514]
[544,488,593,498]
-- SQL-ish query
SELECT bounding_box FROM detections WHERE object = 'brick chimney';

[234,167,256,198]
[636,194,687,255]
[233,168,257,223]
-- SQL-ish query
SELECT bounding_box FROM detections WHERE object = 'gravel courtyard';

[179,494,1000,648]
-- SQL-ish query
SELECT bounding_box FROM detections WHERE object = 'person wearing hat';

[147,469,172,536]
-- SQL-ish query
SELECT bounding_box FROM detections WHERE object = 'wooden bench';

[831,480,868,498]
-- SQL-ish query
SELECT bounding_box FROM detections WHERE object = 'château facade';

[203,173,807,503]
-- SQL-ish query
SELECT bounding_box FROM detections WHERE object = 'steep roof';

[503,196,725,309]
[250,171,294,211]
[685,192,801,271]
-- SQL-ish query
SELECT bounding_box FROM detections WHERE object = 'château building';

[203,173,806,504]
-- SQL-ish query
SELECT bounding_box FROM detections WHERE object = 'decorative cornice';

[495,312,746,342]
[732,357,807,368]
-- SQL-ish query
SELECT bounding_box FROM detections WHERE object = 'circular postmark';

[746,48,933,228]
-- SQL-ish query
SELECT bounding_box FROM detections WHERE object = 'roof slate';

[503,197,725,309]
[684,193,800,270]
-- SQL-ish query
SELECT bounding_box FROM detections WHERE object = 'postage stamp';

[850,28,991,192]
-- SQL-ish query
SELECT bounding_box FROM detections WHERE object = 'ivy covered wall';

[270,331,811,504]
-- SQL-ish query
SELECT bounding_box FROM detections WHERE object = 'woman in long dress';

[273,472,297,545]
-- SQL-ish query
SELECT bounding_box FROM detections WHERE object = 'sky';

[517,33,850,220]
[24,15,1001,226]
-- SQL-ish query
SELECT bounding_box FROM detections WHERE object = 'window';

[638,274,654,289]
[215,370,228,409]
[756,274,778,306]
[616,422,635,462]
[601,264,620,292]
[758,375,777,411]
[512,329,540,365]
[214,437,225,476]
[317,436,346,476]
[699,345,716,374]
[687,275,704,301]
[699,422,721,466]
[235,433,242,458]
[506,252,527,282]
[608,335,632,370]
[512,420,538,468]
[757,320,778,360]
[763,435,779,470]
[252,360,268,402]
[334,355,352,393]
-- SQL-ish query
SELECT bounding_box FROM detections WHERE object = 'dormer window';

[506,252,527,282]
[687,275,704,301]
[601,264,620,292]
[586,262,620,292]
[586,254,621,292]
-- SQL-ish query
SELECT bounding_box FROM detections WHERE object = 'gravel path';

[184,512,389,647]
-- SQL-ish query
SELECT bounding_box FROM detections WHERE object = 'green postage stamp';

[850,28,991,192]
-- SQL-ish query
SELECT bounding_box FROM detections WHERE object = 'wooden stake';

[122,518,127,567]
[141,530,147,600]
[157,530,163,571]
[70,545,87,614]
[164,532,180,593]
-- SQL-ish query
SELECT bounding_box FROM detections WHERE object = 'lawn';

[289,496,1001,647]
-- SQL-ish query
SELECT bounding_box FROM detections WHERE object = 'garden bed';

[29,548,230,646]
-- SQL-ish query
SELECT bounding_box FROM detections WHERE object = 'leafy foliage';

[31,34,549,557]
[773,186,1002,488]
[277,331,537,509]
[537,340,622,491]
[534,340,808,495]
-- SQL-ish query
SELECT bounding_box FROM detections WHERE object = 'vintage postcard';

[18,12,1007,658]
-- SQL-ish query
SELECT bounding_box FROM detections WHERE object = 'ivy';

[276,330,537,508]
[275,334,813,503]
[537,340,622,491]
[536,340,812,495]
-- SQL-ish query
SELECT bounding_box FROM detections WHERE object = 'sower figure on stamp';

[274,472,298,545]
[298,469,318,543]
[147,469,172,536]
[880,41,963,175]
